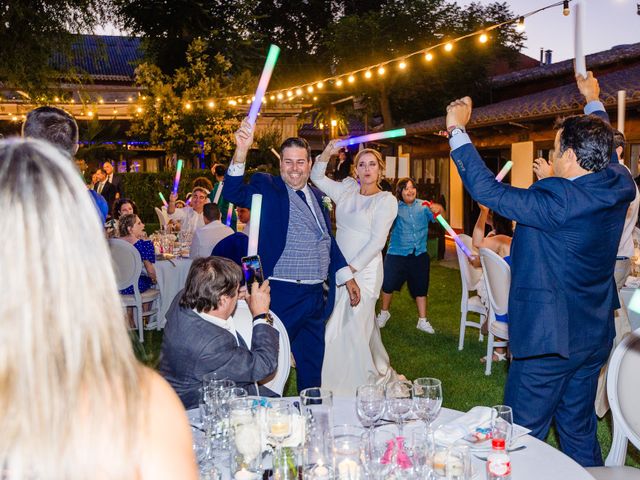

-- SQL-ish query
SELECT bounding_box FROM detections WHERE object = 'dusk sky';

[461,0,640,62]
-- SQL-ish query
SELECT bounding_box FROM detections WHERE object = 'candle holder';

[331,425,365,480]
[229,399,263,480]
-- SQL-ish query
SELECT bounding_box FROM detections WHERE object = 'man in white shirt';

[190,203,234,259]
[168,186,208,234]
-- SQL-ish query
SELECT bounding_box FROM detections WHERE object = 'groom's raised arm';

[224,118,259,208]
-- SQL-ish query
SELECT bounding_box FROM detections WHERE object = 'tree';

[327,0,525,128]
[129,39,255,163]
[0,0,113,95]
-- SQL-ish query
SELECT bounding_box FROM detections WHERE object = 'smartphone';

[241,255,265,286]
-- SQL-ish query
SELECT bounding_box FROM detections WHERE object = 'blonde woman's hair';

[0,138,144,479]
[350,148,386,186]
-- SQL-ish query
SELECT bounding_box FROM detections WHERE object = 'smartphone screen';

[241,255,265,286]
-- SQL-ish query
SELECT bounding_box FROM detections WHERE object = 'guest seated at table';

[190,203,234,259]
[168,186,207,234]
[158,256,280,410]
[469,203,513,363]
[118,213,157,295]
[107,197,138,237]
[0,138,197,479]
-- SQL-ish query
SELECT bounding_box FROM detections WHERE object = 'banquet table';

[154,257,192,328]
[189,396,596,480]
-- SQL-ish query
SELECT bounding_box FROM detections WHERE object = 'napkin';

[434,406,493,446]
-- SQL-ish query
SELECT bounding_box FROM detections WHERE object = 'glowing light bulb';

[185,102,192,110]
[277,93,284,100]
[270,95,275,100]
[479,33,488,43]
[364,70,372,79]
[348,75,355,83]
[399,61,407,70]
[317,81,324,89]
[287,91,293,97]
[516,16,525,32]
[331,119,337,127]
[444,42,453,52]
[425,52,433,62]
[296,88,303,96]
[208,100,215,108]
[378,66,386,75]
[336,79,343,87]
[307,85,314,93]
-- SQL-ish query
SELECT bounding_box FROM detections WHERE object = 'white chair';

[232,300,292,396]
[455,234,486,350]
[588,328,640,479]
[479,248,510,376]
[109,238,160,343]
[155,206,168,229]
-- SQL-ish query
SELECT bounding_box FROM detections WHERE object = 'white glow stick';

[247,194,262,256]
[618,90,626,135]
[495,161,513,182]
[212,182,223,204]
[574,0,587,78]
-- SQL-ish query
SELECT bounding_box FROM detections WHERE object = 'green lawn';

[135,262,639,467]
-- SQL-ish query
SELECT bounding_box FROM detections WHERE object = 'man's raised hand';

[446,97,473,130]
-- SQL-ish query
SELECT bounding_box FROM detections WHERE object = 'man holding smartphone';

[224,121,361,393]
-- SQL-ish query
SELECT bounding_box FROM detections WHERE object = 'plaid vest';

[272,186,331,281]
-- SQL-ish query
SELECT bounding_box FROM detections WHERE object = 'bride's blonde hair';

[0,138,144,479]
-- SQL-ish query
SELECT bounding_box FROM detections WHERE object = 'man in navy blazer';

[224,118,361,392]
[445,73,636,466]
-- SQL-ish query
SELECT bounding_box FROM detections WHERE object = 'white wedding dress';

[311,162,403,396]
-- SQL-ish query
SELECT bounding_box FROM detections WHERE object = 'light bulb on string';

[307,86,314,93]
[185,102,192,110]
[516,16,525,32]
[364,70,372,79]
[336,79,343,87]
[378,66,386,75]
[562,0,570,16]
[208,100,215,108]
[425,52,433,62]
[330,119,337,127]
[348,75,355,83]
[479,33,488,43]
[270,95,275,101]
[317,81,324,89]
[277,93,284,100]
[444,42,453,52]
[296,88,303,96]
[286,91,293,97]
[399,60,407,70]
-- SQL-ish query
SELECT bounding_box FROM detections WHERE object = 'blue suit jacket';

[451,114,636,359]
[223,172,349,320]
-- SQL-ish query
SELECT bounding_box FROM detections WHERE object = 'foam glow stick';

[423,201,473,259]
[172,159,184,195]
[335,128,407,148]
[618,90,626,135]
[495,161,513,182]
[247,45,281,126]
[212,182,223,204]
[574,0,587,78]
[226,203,234,227]
[247,194,263,256]
[158,192,168,207]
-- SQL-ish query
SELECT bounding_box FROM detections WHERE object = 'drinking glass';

[446,443,472,480]
[385,380,414,437]
[361,426,396,480]
[267,400,293,477]
[356,384,385,447]
[491,405,513,447]
[331,425,365,480]
[408,428,435,479]
[413,377,443,435]
[300,388,333,440]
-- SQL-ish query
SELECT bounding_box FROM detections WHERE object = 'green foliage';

[0,0,113,95]
[121,169,216,224]
[129,38,256,160]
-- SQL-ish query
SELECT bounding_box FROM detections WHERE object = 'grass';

[134,262,639,467]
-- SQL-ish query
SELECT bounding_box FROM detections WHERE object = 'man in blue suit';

[445,73,636,466]
[224,118,361,392]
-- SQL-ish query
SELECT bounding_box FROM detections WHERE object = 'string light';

[286,91,293,97]
[208,100,215,108]
[316,81,324,89]
[330,119,337,127]
[364,70,372,79]
[307,86,314,93]
[425,52,434,62]
[348,75,355,83]
[444,42,453,52]
[516,16,525,32]
[479,33,488,43]
[185,102,192,110]
[136,107,143,113]
[378,66,386,75]
[296,88,303,96]
[277,93,284,99]
[270,95,276,100]
[562,0,570,16]
[399,61,407,70]
[336,79,343,87]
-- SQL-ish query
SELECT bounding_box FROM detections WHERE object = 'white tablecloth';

[155,258,192,328]
[189,396,595,480]
[620,287,640,331]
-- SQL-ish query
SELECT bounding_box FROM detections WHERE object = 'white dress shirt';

[168,206,204,234]
[194,309,240,345]
[190,220,234,259]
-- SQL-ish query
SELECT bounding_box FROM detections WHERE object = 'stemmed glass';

[356,384,385,444]
[384,380,414,437]
[267,400,293,476]
[413,377,443,436]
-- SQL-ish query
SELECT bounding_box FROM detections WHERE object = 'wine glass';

[413,377,443,435]
[267,400,293,475]
[491,405,513,447]
[384,380,414,437]
[356,384,385,445]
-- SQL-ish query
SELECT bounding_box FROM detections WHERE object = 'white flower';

[322,196,333,212]
[235,423,262,463]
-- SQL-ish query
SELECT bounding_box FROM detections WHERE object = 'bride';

[312,141,403,396]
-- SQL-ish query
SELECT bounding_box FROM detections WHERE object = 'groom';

[224,118,361,392]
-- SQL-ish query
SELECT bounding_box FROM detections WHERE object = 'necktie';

[296,189,312,212]
[97,183,104,194]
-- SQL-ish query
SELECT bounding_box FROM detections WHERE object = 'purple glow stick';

[247,45,281,126]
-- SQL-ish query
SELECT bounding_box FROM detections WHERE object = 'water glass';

[413,377,443,433]
[385,380,414,436]
[408,429,435,479]
[362,426,397,480]
[300,388,334,440]
[446,444,472,480]
[491,405,513,446]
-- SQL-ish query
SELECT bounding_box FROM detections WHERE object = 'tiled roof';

[405,62,640,135]
[491,43,640,88]
[52,35,142,81]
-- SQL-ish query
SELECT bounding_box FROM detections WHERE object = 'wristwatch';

[253,312,274,326]
[447,126,466,139]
